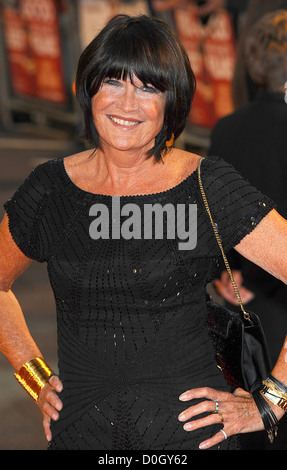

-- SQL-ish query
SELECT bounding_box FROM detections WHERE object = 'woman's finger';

[39,383,63,412]
[199,429,229,450]
[178,398,218,422]
[179,386,230,402]
[49,374,63,393]
[43,398,60,421]
[182,412,224,432]
[43,414,52,442]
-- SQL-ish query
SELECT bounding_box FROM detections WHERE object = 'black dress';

[4,156,274,450]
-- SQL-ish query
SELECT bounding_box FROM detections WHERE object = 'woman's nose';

[118,83,139,111]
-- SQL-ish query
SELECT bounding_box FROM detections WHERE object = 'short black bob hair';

[75,14,196,162]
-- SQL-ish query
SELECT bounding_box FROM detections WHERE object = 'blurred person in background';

[209,9,287,449]
[151,0,248,14]
[0,14,286,451]
[231,0,287,109]
[151,0,249,33]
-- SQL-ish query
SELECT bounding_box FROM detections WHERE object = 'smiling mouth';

[108,115,142,126]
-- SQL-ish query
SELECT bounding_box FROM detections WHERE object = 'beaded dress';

[4,156,274,450]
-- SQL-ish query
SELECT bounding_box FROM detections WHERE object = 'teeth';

[109,116,139,126]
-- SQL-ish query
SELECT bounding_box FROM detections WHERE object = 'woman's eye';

[104,79,120,87]
[141,85,157,93]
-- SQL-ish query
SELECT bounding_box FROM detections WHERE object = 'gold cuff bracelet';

[14,357,54,402]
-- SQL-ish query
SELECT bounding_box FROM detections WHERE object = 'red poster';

[2,0,67,104]
[2,6,36,97]
[174,4,236,128]
[20,0,67,104]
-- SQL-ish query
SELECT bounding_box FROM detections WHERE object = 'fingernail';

[178,413,185,421]
[179,394,187,400]
[183,423,192,431]
[199,442,207,449]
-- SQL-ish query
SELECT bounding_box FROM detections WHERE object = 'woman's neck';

[92,147,162,194]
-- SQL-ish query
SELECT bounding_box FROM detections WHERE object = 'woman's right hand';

[38,375,63,442]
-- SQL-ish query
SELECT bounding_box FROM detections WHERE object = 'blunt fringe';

[75,14,196,161]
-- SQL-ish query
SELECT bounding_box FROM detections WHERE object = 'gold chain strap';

[197,157,250,321]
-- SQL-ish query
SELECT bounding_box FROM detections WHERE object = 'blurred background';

[0,0,286,449]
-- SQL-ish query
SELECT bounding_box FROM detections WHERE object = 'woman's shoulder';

[168,149,230,183]
[167,148,202,179]
[62,148,93,168]
[26,149,92,189]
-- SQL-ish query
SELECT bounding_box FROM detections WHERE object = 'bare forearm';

[272,335,287,386]
[0,289,42,370]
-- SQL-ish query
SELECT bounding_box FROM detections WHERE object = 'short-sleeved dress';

[4,156,274,450]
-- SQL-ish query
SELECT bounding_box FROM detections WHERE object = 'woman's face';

[92,74,167,156]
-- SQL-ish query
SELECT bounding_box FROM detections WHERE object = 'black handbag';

[198,158,272,393]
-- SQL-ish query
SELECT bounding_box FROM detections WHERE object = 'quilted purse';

[197,158,272,393]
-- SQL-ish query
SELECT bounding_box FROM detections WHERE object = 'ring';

[213,400,219,413]
[219,412,224,423]
[220,429,227,440]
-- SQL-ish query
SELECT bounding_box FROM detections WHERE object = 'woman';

[0,14,286,450]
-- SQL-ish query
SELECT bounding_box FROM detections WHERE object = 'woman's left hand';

[178,387,265,449]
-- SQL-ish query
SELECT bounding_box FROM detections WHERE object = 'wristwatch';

[261,379,287,411]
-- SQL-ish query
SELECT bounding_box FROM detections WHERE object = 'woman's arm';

[0,213,39,368]
[0,213,63,440]
[178,209,287,448]
[235,208,287,385]
[235,209,287,285]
